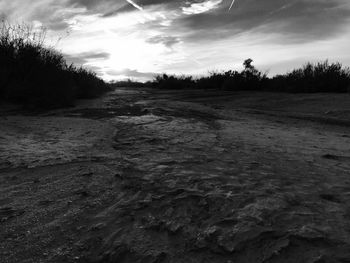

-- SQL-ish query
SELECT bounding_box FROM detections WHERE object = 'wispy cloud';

[126,0,143,11]
[146,35,180,48]
[182,0,223,15]
[228,0,235,11]
[107,68,156,80]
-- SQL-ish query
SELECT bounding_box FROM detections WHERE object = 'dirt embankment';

[1,89,350,263]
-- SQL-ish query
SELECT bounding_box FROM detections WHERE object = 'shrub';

[150,59,350,93]
[152,74,195,89]
[0,22,110,108]
[151,59,268,91]
[271,61,350,93]
[111,79,152,88]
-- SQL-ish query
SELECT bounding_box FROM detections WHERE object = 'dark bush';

[150,59,350,93]
[151,59,268,91]
[111,79,152,88]
[270,61,350,93]
[0,22,110,108]
[152,74,195,90]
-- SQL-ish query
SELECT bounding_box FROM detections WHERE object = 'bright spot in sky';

[2,0,350,81]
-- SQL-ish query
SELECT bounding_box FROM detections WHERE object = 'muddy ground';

[1,88,350,263]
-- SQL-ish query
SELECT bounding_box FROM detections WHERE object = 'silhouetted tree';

[243,58,254,71]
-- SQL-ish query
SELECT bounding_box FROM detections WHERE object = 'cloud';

[146,35,180,48]
[126,0,143,10]
[182,0,223,15]
[1,0,350,80]
[72,0,180,17]
[106,68,156,80]
[173,0,350,43]
[229,0,235,10]
[68,0,125,12]
[65,51,110,65]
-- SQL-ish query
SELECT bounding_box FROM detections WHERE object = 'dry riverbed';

[1,88,350,263]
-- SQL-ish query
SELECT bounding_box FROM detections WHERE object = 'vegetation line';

[115,58,350,93]
[1,21,349,110]
[0,22,111,109]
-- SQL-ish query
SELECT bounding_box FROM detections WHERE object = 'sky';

[1,0,350,81]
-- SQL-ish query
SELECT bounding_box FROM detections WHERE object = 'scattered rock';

[38,200,54,206]
[89,223,106,231]
[76,190,89,197]
[320,193,341,203]
[0,207,24,222]
[79,172,93,177]
[114,173,123,179]
[322,154,339,160]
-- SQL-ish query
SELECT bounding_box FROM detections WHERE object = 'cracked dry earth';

[1,88,350,263]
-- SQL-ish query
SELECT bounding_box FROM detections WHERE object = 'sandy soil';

[0,88,350,263]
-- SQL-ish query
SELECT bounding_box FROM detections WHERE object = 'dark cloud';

[101,0,184,17]
[5,0,350,42]
[102,4,135,17]
[172,0,350,42]
[68,0,128,17]
[107,68,156,79]
[82,51,110,59]
[65,51,110,65]
[69,0,178,17]
[146,35,180,48]
[5,0,349,80]
[68,0,118,9]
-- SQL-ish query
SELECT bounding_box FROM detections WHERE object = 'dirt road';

[1,88,350,262]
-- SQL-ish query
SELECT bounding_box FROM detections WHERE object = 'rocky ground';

[1,88,350,263]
